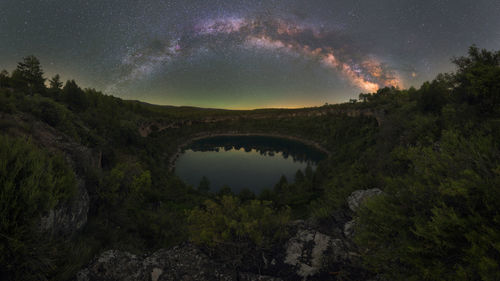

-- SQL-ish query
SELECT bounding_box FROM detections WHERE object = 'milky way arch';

[108,17,402,95]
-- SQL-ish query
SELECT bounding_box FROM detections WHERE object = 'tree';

[355,130,500,281]
[0,135,76,280]
[0,70,9,88]
[15,55,46,94]
[238,188,256,201]
[217,185,233,196]
[305,165,314,180]
[49,74,63,89]
[358,93,373,102]
[62,80,88,111]
[187,196,290,272]
[274,175,288,193]
[198,176,210,192]
[452,45,500,114]
[295,169,305,182]
[415,75,451,113]
[359,93,370,102]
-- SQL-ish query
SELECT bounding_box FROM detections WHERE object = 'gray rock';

[284,221,349,280]
[77,250,143,281]
[2,113,95,236]
[347,189,383,212]
[77,244,283,281]
[343,219,356,238]
[39,178,89,237]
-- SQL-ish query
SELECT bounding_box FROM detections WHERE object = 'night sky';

[1,1,499,109]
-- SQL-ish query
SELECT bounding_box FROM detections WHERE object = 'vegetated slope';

[0,46,499,280]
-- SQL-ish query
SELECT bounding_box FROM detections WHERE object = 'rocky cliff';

[138,106,384,137]
[1,112,96,236]
[78,189,383,281]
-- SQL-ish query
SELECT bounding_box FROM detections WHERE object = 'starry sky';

[1,1,499,109]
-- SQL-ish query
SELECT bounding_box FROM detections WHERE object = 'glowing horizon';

[1,0,498,108]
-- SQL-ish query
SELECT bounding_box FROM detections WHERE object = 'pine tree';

[49,74,63,89]
[198,176,211,192]
[16,55,46,94]
[0,70,9,88]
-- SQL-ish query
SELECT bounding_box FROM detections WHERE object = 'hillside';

[0,46,499,281]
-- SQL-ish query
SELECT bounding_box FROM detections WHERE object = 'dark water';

[174,136,327,194]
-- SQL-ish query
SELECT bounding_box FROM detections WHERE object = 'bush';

[188,196,290,247]
[354,131,500,281]
[187,196,290,269]
[0,135,76,280]
[26,97,70,127]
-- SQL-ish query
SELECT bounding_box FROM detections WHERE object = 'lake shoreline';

[168,132,330,172]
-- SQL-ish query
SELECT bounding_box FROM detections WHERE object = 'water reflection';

[189,136,326,163]
[175,136,327,193]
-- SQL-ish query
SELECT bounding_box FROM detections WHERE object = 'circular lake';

[174,135,327,194]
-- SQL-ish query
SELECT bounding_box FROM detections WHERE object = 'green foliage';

[92,161,197,251]
[34,97,73,128]
[310,47,500,280]
[0,89,15,113]
[274,174,288,194]
[0,70,10,88]
[187,196,290,270]
[1,47,500,280]
[197,176,211,192]
[62,80,88,112]
[187,195,290,248]
[414,74,451,113]
[49,74,63,90]
[238,188,256,201]
[217,185,234,196]
[355,130,500,281]
[453,45,500,115]
[15,55,46,95]
[295,169,305,182]
[0,135,76,280]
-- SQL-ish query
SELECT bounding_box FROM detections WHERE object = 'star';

[0,0,498,108]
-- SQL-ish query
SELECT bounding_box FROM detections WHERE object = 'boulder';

[343,219,356,238]
[2,113,95,237]
[343,189,383,240]
[77,250,143,281]
[77,244,283,281]
[39,178,89,237]
[347,189,383,212]
[284,221,349,280]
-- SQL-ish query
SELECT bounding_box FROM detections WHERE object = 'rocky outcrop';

[284,221,349,279]
[77,244,282,281]
[1,113,95,236]
[138,106,384,137]
[347,188,383,212]
[78,188,384,281]
[281,219,371,281]
[39,178,89,236]
[344,189,383,239]
[280,189,385,280]
[343,219,356,239]
[28,117,94,237]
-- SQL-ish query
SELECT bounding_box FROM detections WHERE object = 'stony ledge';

[77,189,384,281]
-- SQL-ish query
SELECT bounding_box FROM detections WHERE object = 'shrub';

[0,135,76,280]
[187,196,290,269]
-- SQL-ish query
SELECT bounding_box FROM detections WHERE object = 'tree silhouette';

[15,55,45,94]
[198,176,211,192]
[49,74,63,89]
[452,45,500,114]
[0,70,9,88]
[62,80,88,111]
